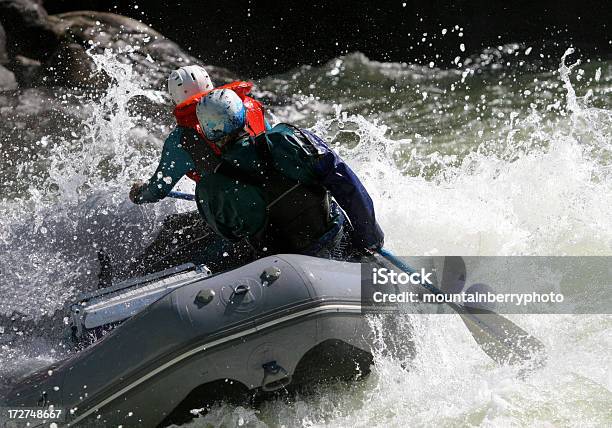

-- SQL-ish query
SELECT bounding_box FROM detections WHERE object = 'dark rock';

[0,0,60,60]
[1,3,238,89]
[44,11,237,88]
[0,63,17,90]
[44,40,93,86]
[0,22,7,63]
[8,54,41,86]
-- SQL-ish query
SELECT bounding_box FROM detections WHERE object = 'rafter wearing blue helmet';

[191,89,384,259]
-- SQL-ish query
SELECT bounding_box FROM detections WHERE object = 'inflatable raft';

[2,254,402,427]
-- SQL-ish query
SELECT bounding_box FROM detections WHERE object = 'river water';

[0,42,610,426]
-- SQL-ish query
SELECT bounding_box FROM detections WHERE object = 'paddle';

[164,191,546,367]
[377,248,546,367]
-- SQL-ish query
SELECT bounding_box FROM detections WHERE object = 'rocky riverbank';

[0,0,236,91]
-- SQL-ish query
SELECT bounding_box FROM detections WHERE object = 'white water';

[1,47,611,425]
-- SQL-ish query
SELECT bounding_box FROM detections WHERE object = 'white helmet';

[167,65,213,104]
[196,89,246,142]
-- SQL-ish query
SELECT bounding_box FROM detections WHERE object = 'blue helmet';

[196,89,247,142]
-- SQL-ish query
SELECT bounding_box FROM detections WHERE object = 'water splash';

[0,48,177,321]
[298,50,612,256]
[559,48,581,113]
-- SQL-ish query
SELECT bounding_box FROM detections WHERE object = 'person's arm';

[265,125,384,249]
[314,147,385,250]
[131,127,195,204]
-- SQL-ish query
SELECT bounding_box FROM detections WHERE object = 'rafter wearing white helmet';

[167,65,214,104]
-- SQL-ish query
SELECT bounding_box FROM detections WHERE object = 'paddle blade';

[377,249,547,368]
[455,304,547,367]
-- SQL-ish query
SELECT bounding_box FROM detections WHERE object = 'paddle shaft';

[168,191,195,201]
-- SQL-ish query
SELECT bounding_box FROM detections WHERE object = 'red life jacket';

[172,81,267,182]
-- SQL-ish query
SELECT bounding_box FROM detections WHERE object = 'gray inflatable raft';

[2,254,401,427]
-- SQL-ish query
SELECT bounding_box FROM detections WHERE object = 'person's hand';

[366,238,384,253]
[129,181,146,203]
[371,240,384,251]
